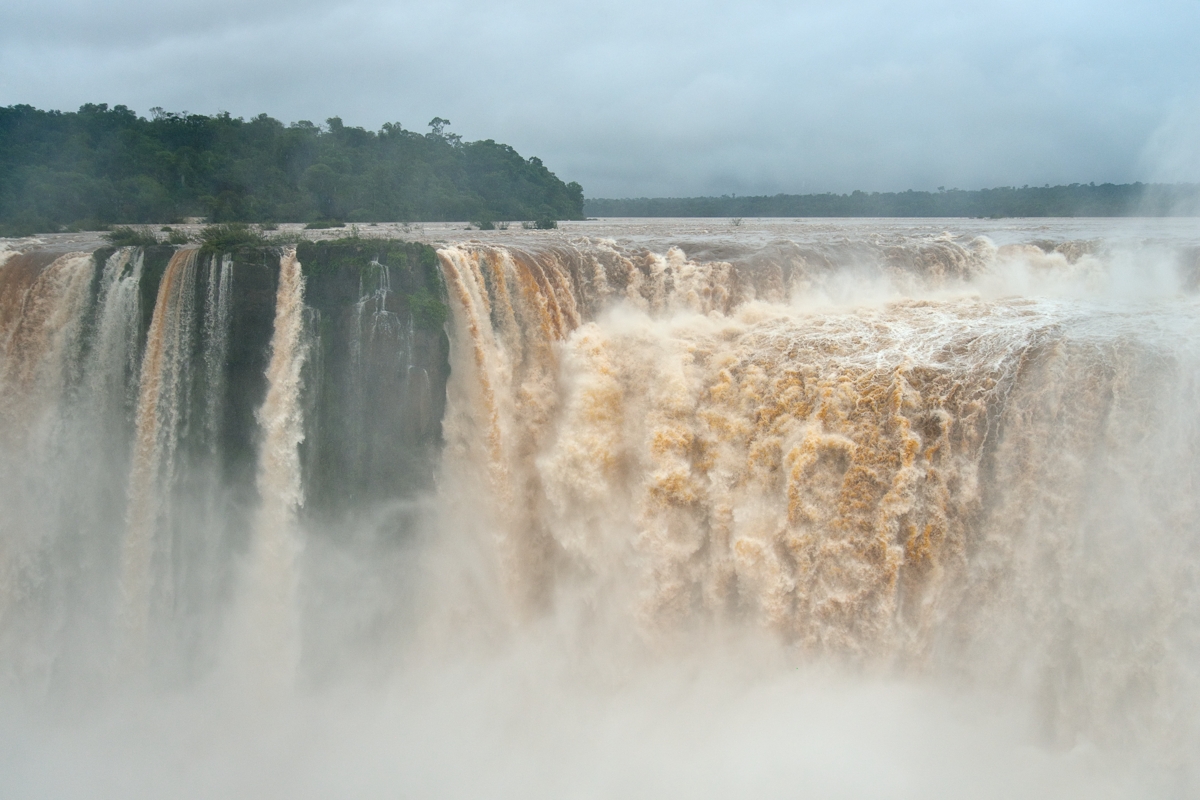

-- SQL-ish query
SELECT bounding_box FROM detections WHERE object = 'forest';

[0,104,585,235]
[585,183,1200,218]
[5,103,1196,235]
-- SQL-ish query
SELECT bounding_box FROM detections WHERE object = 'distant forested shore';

[585,183,1200,218]
[0,104,584,236]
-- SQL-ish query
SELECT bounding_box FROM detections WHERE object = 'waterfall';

[0,222,1198,793]
[435,238,1200,750]
[202,254,233,450]
[120,247,199,658]
[436,243,760,614]
[0,252,47,367]
[237,246,308,683]
[84,247,145,417]
[346,260,399,488]
[0,251,97,676]
[0,253,95,434]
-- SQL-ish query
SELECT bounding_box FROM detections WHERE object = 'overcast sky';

[2,0,1198,197]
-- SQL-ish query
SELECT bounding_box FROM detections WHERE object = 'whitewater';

[1,218,1199,798]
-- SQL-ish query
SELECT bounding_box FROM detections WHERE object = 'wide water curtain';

[435,237,1200,751]
[0,229,1197,774]
[436,242,1012,641]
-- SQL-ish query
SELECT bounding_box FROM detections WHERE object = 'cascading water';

[117,247,243,672]
[346,260,400,492]
[0,251,97,679]
[120,247,200,657]
[202,254,233,450]
[0,220,1198,798]
[84,248,145,416]
[0,252,94,433]
[233,247,308,684]
[436,232,1200,756]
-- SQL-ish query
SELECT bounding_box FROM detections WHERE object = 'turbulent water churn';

[1,219,1199,797]
[435,223,1200,766]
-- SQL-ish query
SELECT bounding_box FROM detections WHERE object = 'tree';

[301,163,340,218]
[0,104,586,233]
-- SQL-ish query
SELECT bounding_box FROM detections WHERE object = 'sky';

[2,0,1198,198]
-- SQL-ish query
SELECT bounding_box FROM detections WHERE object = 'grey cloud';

[2,0,1197,197]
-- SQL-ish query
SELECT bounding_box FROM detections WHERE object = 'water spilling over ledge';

[1,219,1199,797]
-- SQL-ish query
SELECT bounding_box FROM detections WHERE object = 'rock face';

[64,239,449,517]
[121,239,451,518]
[295,239,449,516]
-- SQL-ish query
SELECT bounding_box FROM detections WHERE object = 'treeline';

[585,183,1200,218]
[0,104,584,235]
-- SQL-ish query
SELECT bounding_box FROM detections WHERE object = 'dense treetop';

[0,104,584,235]
[585,184,1200,218]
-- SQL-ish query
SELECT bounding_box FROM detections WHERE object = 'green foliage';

[295,238,448,330]
[295,238,429,276]
[301,163,340,219]
[104,225,161,247]
[197,222,267,255]
[585,184,1200,218]
[0,104,586,233]
[305,220,346,229]
[408,288,449,328]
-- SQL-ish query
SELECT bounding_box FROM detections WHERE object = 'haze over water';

[1,217,1199,798]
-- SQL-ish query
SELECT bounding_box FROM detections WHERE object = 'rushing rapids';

[0,220,1199,796]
